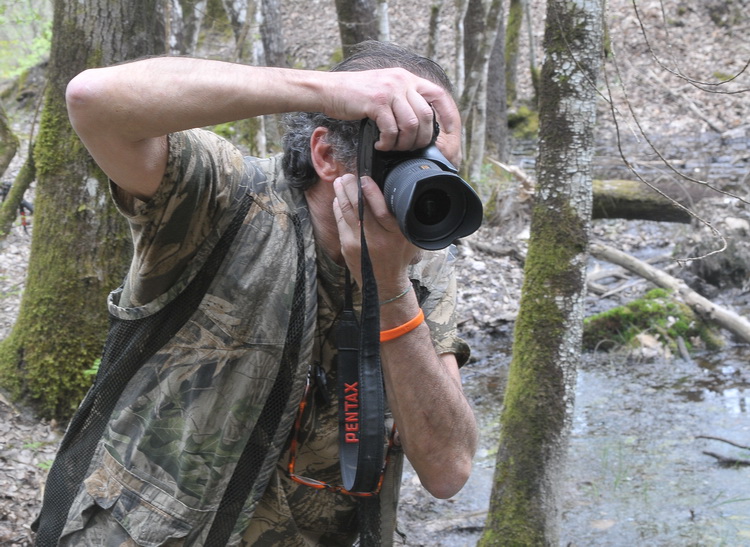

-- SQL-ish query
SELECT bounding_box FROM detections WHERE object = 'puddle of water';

[399,338,750,546]
[561,348,750,546]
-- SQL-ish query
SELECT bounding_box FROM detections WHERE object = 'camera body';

[357,118,482,250]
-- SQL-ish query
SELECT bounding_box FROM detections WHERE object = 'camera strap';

[335,164,385,495]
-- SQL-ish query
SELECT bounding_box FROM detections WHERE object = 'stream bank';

[398,219,750,547]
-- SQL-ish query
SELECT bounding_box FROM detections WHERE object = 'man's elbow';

[65,69,105,135]
[420,453,473,500]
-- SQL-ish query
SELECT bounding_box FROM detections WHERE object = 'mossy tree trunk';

[0,0,166,420]
[0,103,19,179]
[504,0,524,106]
[479,0,604,545]
[0,153,35,239]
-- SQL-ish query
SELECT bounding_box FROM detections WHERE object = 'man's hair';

[281,41,454,191]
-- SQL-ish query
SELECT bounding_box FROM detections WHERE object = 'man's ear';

[310,127,343,183]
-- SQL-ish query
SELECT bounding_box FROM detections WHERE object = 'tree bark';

[486,4,509,162]
[480,0,604,544]
[334,0,379,58]
[261,0,286,68]
[0,0,165,420]
[459,0,503,123]
[172,0,208,54]
[0,103,19,180]
[453,0,469,96]
[0,153,35,239]
[504,0,524,105]
[376,0,390,42]
[459,0,503,182]
[427,0,443,60]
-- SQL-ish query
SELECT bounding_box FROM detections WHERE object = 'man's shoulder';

[242,153,308,214]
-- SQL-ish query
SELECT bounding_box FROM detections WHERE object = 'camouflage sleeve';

[409,246,471,367]
[110,129,249,307]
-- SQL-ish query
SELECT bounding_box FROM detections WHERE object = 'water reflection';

[675,345,750,413]
[562,346,750,546]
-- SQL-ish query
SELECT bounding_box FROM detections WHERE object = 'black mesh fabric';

[357,496,382,546]
[33,193,254,546]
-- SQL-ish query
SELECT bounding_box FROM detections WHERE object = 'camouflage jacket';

[52,129,468,547]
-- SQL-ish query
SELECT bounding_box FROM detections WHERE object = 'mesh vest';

[34,158,319,546]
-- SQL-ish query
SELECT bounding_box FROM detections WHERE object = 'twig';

[696,435,750,451]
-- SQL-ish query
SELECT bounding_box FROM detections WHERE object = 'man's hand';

[332,173,418,297]
[321,68,462,165]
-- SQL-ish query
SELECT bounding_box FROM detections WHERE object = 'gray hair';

[281,41,454,191]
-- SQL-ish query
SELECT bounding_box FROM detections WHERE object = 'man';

[38,41,477,546]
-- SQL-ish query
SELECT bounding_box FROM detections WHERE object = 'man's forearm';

[380,295,477,499]
[67,58,328,142]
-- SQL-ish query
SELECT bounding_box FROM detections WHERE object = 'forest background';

[0,0,749,545]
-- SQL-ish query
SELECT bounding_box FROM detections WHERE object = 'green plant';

[507,105,539,140]
[0,1,52,80]
[83,357,101,377]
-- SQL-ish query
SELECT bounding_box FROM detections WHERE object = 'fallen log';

[490,158,706,224]
[589,241,750,344]
[592,179,695,223]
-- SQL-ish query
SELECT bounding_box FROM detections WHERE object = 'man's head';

[281,41,456,191]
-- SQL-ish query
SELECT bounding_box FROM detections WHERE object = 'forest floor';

[1,0,750,545]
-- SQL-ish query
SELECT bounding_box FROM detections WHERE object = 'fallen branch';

[702,451,750,468]
[464,238,526,263]
[589,241,750,344]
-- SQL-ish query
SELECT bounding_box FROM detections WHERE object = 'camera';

[357,118,483,250]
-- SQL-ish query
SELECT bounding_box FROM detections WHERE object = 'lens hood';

[357,118,483,249]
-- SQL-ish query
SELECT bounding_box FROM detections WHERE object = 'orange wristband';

[380,309,425,342]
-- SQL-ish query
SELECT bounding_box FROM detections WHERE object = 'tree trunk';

[172,0,209,55]
[0,0,165,420]
[486,3,509,162]
[0,103,19,180]
[504,0,524,106]
[427,0,443,60]
[222,0,245,39]
[334,0,379,58]
[459,0,503,182]
[0,153,35,239]
[453,0,469,96]
[479,0,604,544]
[377,0,390,42]
[458,0,503,123]
[261,0,286,68]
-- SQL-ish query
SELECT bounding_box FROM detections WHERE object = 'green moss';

[480,201,587,545]
[713,71,733,82]
[33,95,78,178]
[507,105,539,139]
[583,288,724,353]
[0,81,127,420]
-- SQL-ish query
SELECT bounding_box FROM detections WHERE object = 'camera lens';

[414,189,451,226]
[377,147,482,250]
